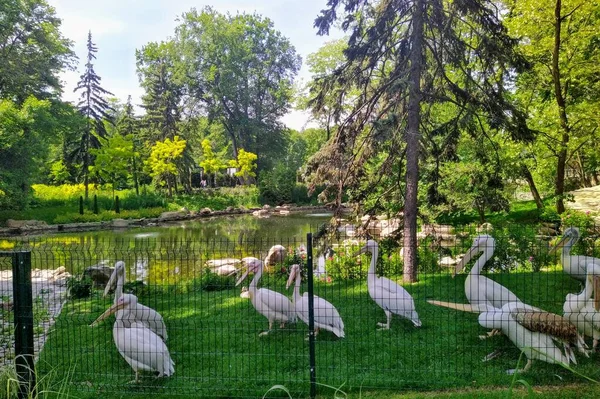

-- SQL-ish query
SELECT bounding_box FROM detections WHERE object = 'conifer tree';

[73,31,115,199]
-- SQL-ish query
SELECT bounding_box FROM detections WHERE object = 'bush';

[197,268,235,291]
[66,276,92,299]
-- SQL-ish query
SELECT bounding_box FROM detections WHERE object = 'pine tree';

[73,31,115,199]
[117,95,141,195]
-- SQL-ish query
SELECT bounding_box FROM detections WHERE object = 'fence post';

[12,251,36,398]
[306,233,316,399]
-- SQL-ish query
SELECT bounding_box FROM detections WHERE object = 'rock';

[199,207,212,216]
[278,210,290,216]
[112,218,129,228]
[262,204,271,210]
[82,262,113,287]
[53,266,67,276]
[252,209,270,217]
[238,205,248,212]
[6,219,47,228]
[225,206,235,213]
[158,210,188,221]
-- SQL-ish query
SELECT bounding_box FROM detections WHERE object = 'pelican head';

[90,293,138,326]
[104,261,126,298]
[353,239,378,256]
[235,257,263,286]
[285,264,301,289]
[454,234,495,276]
[549,227,580,255]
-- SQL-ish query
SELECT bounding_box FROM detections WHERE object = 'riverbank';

[0,204,338,237]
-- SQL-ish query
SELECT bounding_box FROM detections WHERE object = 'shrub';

[198,268,235,291]
[66,276,92,299]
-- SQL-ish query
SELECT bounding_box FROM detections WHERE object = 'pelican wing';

[126,303,168,341]
[116,324,174,377]
[469,277,521,309]
[255,288,295,321]
[580,302,600,330]
[510,307,579,342]
[372,277,416,315]
[297,294,345,337]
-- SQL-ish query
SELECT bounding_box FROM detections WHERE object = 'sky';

[48,0,344,131]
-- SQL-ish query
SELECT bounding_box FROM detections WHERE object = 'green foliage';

[230,149,257,184]
[66,276,92,299]
[199,139,225,185]
[258,162,296,205]
[90,134,135,192]
[147,135,186,195]
[48,160,70,185]
[197,269,236,291]
[0,96,57,209]
[175,7,301,171]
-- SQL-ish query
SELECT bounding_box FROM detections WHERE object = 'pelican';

[236,257,296,336]
[355,240,421,329]
[91,294,174,382]
[264,245,286,270]
[104,261,168,341]
[549,227,600,281]
[455,235,525,309]
[286,264,344,338]
[563,262,600,350]
[479,302,585,374]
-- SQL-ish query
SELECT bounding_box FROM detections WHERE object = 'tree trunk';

[520,164,543,209]
[403,0,424,283]
[132,155,139,196]
[552,0,570,214]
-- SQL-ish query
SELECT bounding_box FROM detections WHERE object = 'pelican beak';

[285,268,296,290]
[90,302,126,327]
[548,235,568,255]
[454,246,478,277]
[103,267,118,298]
[427,300,494,313]
[235,266,250,287]
[594,275,600,312]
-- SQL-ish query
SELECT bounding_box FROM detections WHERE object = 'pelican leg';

[259,321,274,336]
[479,329,502,340]
[506,359,533,375]
[482,349,503,362]
[377,310,392,330]
[279,322,286,329]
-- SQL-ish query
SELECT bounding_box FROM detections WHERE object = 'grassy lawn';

[35,269,600,398]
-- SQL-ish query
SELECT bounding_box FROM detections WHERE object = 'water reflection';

[5,212,331,282]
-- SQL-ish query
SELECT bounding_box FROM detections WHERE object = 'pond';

[1,212,334,283]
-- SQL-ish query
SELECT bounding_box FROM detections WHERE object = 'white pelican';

[264,245,286,270]
[104,261,168,341]
[286,264,344,338]
[236,257,296,336]
[563,262,600,350]
[454,235,523,310]
[91,294,175,382]
[355,240,421,329]
[549,227,600,281]
[478,301,585,374]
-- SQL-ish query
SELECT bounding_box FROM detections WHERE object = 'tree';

[199,139,225,187]
[89,135,135,198]
[175,7,301,171]
[73,31,115,200]
[117,95,142,194]
[0,0,75,101]
[146,136,187,196]
[310,0,533,282]
[136,41,183,142]
[229,149,258,185]
[0,96,56,208]
[505,0,600,213]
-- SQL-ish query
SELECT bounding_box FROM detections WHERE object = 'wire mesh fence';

[0,221,599,397]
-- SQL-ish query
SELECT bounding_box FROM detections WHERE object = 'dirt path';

[0,269,69,364]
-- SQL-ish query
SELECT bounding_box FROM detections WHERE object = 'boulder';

[82,262,113,287]
[112,218,129,228]
[6,219,47,228]
[158,210,188,221]
[199,207,212,216]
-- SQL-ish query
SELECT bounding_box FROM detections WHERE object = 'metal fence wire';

[1,223,599,398]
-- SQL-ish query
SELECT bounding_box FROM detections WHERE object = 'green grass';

[36,270,600,398]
